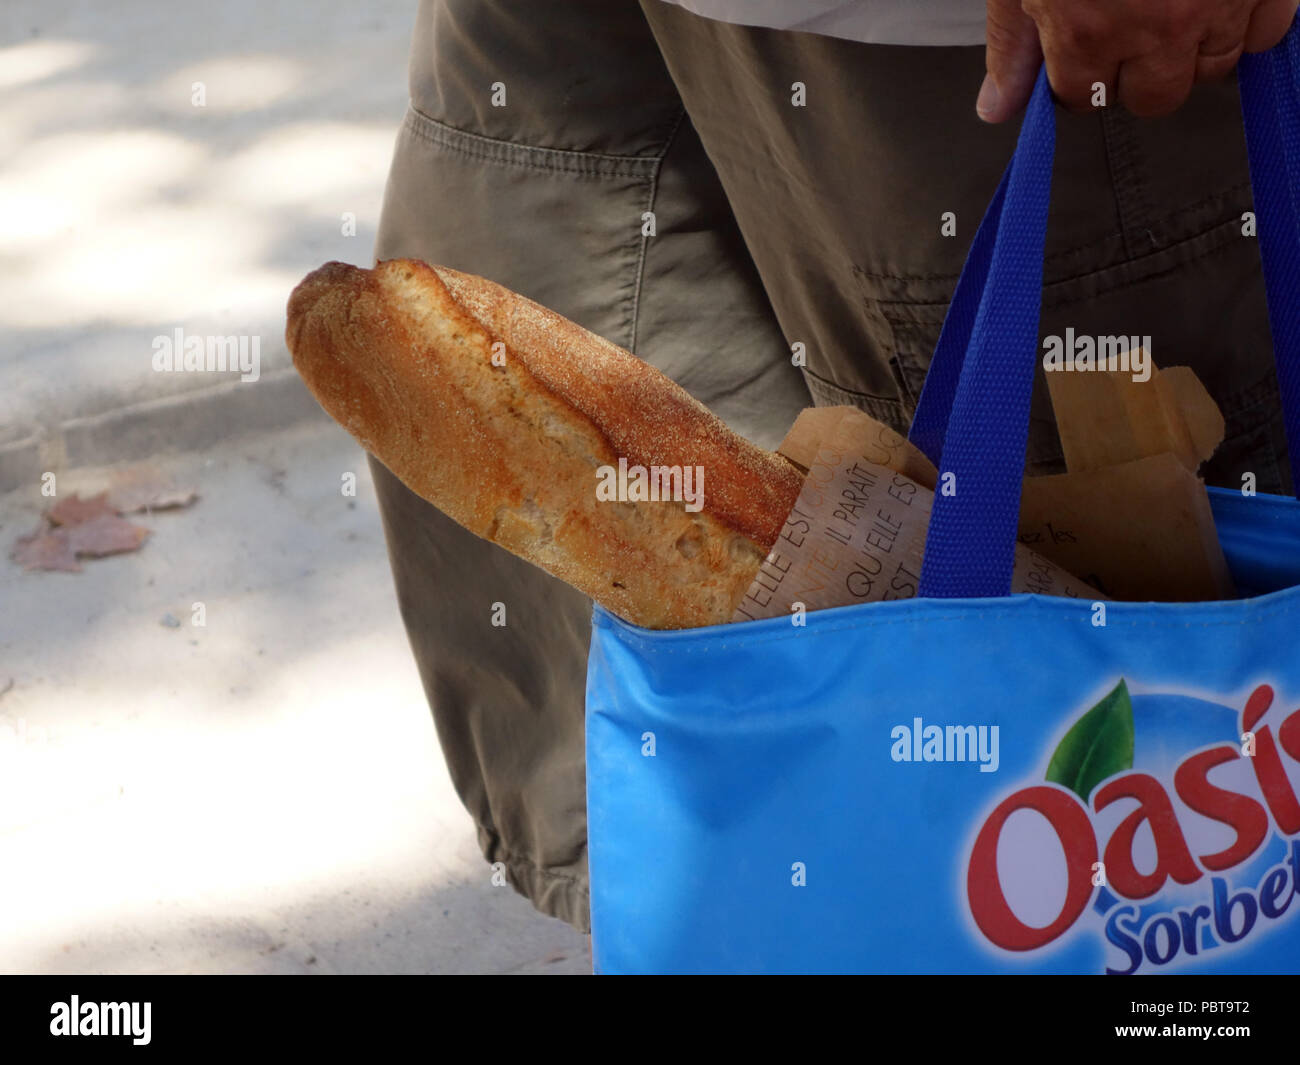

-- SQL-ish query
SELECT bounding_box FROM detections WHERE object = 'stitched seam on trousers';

[402,105,661,178]
[1040,216,1247,305]
[506,853,589,894]
[1100,111,1129,254]
[852,185,1252,287]
[801,363,899,403]
[630,108,688,354]
[853,230,1128,283]
[1101,109,1151,257]
[1224,383,1285,418]
[483,828,590,895]
[1159,182,1254,220]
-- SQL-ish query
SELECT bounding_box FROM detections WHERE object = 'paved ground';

[0,1,591,974]
[0,421,591,974]
[0,0,413,484]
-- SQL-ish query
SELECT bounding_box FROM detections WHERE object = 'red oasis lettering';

[1173,746,1269,872]
[1243,685,1300,834]
[1094,773,1201,899]
[968,685,1300,952]
[967,786,1097,950]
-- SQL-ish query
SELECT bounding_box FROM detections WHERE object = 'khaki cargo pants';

[368,0,1293,931]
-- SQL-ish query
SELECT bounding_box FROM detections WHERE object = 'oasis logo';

[966,680,1300,974]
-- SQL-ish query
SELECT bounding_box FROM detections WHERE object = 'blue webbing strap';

[913,68,1055,597]
[911,22,1300,598]
[1240,28,1300,489]
[906,172,1010,467]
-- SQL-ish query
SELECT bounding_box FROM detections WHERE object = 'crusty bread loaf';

[285,259,805,629]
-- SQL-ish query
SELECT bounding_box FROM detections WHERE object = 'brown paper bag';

[732,408,1099,622]
[1021,357,1234,601]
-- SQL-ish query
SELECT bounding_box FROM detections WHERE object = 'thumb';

[979,0,1043,123]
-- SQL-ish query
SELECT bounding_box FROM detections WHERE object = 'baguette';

[285,259,805,629]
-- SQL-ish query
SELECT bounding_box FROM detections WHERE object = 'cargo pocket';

[376,105,670,351]
[1037,215,1286,494]
[795,283,928,438]
[849,208,1287,488]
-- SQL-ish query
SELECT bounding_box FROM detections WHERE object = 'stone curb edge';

[0,370,331,494]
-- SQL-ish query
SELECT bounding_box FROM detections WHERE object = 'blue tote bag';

[586,29,1300,975]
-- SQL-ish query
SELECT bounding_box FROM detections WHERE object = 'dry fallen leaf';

[66,514,150,557]
[46,491,116,526]
[11,526,80,572]
[107,467,198,514]
[11,510,150,571]
[12,476,189,572]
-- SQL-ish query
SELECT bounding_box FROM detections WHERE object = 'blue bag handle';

[908,19,1300,598]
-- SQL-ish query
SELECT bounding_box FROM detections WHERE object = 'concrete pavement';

[0,1,591,974]
[0,420,591,974]
[1,0,407,486]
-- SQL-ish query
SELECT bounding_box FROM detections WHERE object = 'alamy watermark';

[890,717,1000,773]
[0,715,59,761]
[1042,330,1151,382]
[152,328,260,382]
[596,458,704,513]
[50,997,150,1045]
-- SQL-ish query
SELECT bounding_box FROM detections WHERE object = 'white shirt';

[659,0,987,46]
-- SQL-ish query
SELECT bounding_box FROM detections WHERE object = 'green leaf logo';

[1045,679,1135,802]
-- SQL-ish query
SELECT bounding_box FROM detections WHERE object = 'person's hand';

[978,0,1300,122]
